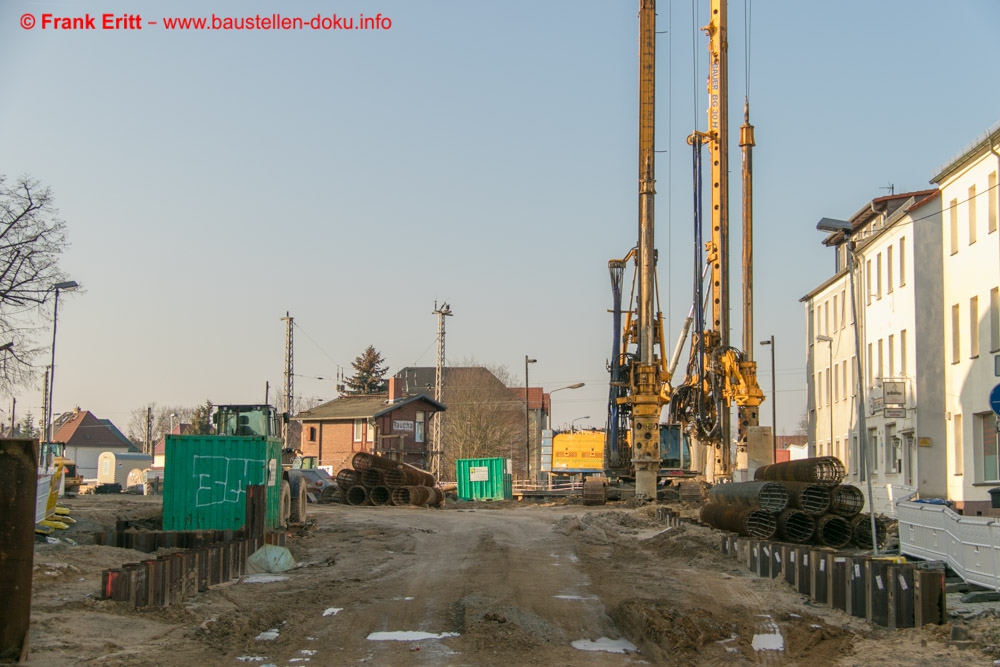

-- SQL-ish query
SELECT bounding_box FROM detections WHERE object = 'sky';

[0,0,998,437]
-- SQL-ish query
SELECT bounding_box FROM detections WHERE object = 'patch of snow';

[255,628,280,641]
[241,574,290,584]
[366,631,459,641]
[571,637,637,654]
[322,607,342,617]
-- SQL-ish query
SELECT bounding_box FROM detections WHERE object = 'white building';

[931,121,1000,516]
[803,190,946,514]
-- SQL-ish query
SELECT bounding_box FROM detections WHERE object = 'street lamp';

[817,334,834,458]
[759,336,777,463]
[47,280,78,442]
[817,217,877,555]
[570,416,590,432]
[547,382,585,429]
[170,412,178,433]
[524,356,537,479]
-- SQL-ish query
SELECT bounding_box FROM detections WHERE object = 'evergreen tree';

[345,346,389,394]
[189,400,214,435]
[19,412,38,438]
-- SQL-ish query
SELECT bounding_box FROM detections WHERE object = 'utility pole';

[281,312,294,450]
[145,406,153,456]
[431,302,452,478]
[10,397,15,436]
[40,368,49,442]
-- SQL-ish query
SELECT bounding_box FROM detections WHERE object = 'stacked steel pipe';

[335,451,442,508]
[699,457,880,551]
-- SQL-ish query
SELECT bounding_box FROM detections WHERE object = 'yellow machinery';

[606,0,765,492]
[552,431,606,474]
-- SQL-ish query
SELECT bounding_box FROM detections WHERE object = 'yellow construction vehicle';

[605,0,765,493]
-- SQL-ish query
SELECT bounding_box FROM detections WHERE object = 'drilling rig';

[605,0,765,496]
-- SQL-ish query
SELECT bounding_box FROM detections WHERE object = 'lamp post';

[570,416,590,432]
[759,336,777,463]
[47,280,78,442]
[817,217,877,555]
[170,412,178,434]
[817,334,834,457]
[524,356,537,479]
[547,382,585,429]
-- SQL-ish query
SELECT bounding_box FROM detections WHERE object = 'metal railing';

[896,500,1000,591]
[512,480,584,493]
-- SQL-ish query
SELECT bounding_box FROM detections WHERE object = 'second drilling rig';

[605,0,766,499]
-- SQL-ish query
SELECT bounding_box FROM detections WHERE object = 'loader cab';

[213,404,285,438]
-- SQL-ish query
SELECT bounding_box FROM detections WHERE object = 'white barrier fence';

[896,499,1000,591]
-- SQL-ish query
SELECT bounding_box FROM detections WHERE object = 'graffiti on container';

[192,455,263,507]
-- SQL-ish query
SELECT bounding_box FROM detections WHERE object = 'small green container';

[456,457,512,501]
[163,435,282,530]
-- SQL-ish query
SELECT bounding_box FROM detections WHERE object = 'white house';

[931,121,1000,516]
[803,190,947,514]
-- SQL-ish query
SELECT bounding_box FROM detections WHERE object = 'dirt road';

[24,496,998,665]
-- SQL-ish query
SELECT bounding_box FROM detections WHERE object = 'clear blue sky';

[1,0,997,435]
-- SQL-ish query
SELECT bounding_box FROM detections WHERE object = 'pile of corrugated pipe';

[698,457,886,549]
[334,452,444,508]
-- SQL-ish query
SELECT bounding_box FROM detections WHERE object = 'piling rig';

[606,0,766,493]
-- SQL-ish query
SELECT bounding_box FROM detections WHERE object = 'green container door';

[456,457,512,501]
[163,435,282,530]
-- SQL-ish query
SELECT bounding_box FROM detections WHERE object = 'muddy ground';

[20,495,1000,666]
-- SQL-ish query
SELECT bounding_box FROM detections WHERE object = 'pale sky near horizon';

[1,0,997,436]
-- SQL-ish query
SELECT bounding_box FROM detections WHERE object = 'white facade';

[932,123,1000,515]
[803,190,947,515]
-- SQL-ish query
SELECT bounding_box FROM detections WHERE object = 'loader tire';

[279,479,292,528]
[290,478,308,524]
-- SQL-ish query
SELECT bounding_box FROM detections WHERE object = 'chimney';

[388,377,403,403]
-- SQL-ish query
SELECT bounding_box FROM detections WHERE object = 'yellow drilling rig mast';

[605,0,765,495]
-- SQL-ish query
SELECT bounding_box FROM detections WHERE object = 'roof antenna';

[879,183,895,196]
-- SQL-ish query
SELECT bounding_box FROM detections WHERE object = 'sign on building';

[469,466,489,482]
[884,407,906,419]
[393,420,415,431]
[883,381,906,406]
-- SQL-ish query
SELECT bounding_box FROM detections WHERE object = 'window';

[980,412,999,482]
[415,411,426,443]
[816,370,822,407]
[867,343,873,386]
[309,426,317,442]
[970,296,980,358]
[353,419,363,442]
[887,424,899,473]
[367,421,375,442]
[844,360,850,398]
[851,357,856,396]
[876,252,883,299]
[969,185,977,244]
[950,199,959,254]
[870,427,880,473]
[833,294,838,331]
[866,259,873,304]
[854,434,862,479]
[900,330,908,376]
[952,304,961,363]
[954,413,964,475]
[841,289,847,329]
[824,301,830,336]
[834,362,839,402]
[888,334,895,377]
[886,245,893,294]
[991,287,1000,352]
[989,172,997,234]
[877,338,884,380]
[899,237,906,287]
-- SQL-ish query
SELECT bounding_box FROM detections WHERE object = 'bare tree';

[127,403,195,446]
[439,361,523,480]
[0,174,71,393]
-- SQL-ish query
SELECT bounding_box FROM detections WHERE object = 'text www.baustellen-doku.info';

[19,12,392,31]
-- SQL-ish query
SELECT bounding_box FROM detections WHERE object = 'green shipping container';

[456,457,512,501]
[162,435,282,531]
